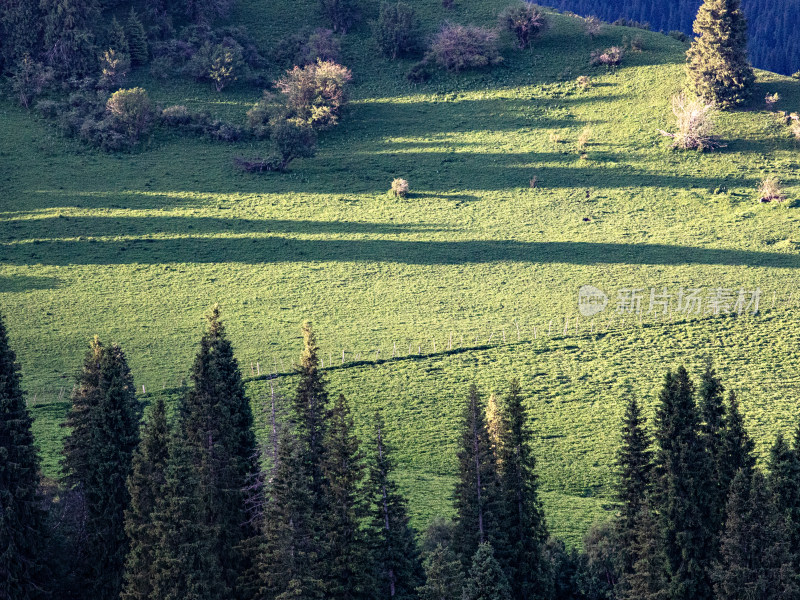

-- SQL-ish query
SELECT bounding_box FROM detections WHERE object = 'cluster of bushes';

[271,27,342,68]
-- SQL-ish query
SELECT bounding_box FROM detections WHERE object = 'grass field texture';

[2,0,800,546]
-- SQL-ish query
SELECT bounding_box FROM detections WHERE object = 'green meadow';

[2,0,800,546]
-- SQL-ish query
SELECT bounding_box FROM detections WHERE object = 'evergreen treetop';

[462,543,512,600]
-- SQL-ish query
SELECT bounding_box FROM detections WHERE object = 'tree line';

[538,0,800,76]
[3,308,800,600]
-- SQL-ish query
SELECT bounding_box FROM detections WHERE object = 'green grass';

[3,0,800,547]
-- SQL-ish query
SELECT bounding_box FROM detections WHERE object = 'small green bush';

[428,24,502,72]
[498,3,548,49]
[187,42,246,92]
[374,2,421,59]
[106,87,155,142]
[668,30,688,43]
[11,55,54,109]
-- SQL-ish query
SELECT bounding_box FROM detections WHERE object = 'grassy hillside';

[3,0,800,546]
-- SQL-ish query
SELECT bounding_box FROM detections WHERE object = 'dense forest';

[538,0,800,75]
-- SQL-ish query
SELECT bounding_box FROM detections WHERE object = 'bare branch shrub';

[391,178,409,197]
[659,92,723,151]
[758,176,786,203]
[584,16,603,38]
[498,3,548,49]
[428,23,502,72]
[590,46,623,68]
[765,93,780,111]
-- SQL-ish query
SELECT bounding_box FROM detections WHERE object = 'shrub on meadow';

[105,87,156,142]
[391,178,409,197]
[791,120,800,140]
[584,16,603,38]
[374,2,421,59]
[590,46,623,68]
[758,177,786,203]
[11,55,55,109]
[275,59,353,129]
[235,118,317,172]
[320,0,359,34]
[658,92,722,151]
[187,41,246,91]
[428,24,502,72]
[98,48,131,90]
[669,30,689,43]
[498,3,548,49]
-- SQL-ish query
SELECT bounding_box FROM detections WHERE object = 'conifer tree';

[121,396,169,600]
[462,543,512,600]
[41,0,99,75]
[417,544,464,600]
[712,469,798,600]
[767,431,800,562]
[109,18,129,56]
[0,314,48,600]
[496,379,548,600]
[294,321,329,512]
[62,337,142,600]
[149,431,228,600]
[321,394,373,599]
[486,393,503,462]
[453,384,507,571]
[256,427,324,600]
[367,411,424,600]
[697,361,727,552]
[615,395,652,581]
[1,0,42,71]
[622,503,668,600]
[718,391,755,500]
[125,9,148,66]
[179,305,258,597]
[651,366,715,600]
[686,0,755,108]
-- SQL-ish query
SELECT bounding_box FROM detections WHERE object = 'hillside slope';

[3,0,800,546]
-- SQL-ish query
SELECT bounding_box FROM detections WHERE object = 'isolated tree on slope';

[686,0,755,108]
[62,337,142,600]
[0,314,48,600]
[122,396,169,600]
[367,411,424,599]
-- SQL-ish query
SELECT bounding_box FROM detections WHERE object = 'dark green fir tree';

[697,361,727,547]
[124,9,148,66]
[321,394,373,599]
[0,314,48,600]
[367,411,424,600]
[62,336,142,600]
[121,396,169,600]
[712,469,798,600]
[496,379,548,600]
[767,431,800,559]
[652,366,715,600]
[149,431,228,600]
[40,0,99,75]
[462,543,512,600]
[718,391,755,502]
[417,544,465,600]
[615,394,653,582]
[109,18,129,56]
[0,0,42,70]
[622,502,668,600]
[453,384,507,571]
[179,305,258,597]
[686,0,755,108]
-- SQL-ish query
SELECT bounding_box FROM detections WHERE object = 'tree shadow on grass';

[0,275,62,292]
[3,237,798,268]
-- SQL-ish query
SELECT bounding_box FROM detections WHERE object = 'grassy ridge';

[4,1,800,546]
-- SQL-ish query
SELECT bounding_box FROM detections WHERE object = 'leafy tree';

[149,431,228,600]
[463,543,511,600]
[417,544,464,600]
[453,384,507,571]
[105,88,156,143]
[0,314,48,600]
[651,366,715,600]
[41,0,99,75]
[497,379,548,599]
[178,305,258,596]
[686,0,755,108]
[121,396,169,600]
[271,118,317,171]
[10,55,53,108]
[712,469,798,600]
[125,9,148,66]
[373,2,420,59]
[276,60,353,130]
[321,394,374,599]
[615,394,652,582]
[367,411,424,599]
[61,337,142,600]
[320,0,359,33]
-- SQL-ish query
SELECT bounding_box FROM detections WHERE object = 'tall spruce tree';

[496,379,548,600]
[686,0,755,108]
[417,544,465,600]
[0,0,42,71]
[767,431,800,563]
[718,391,755,501]
[622,502,668,600]
[712,469,798,600]
[321,394,374,599]
[124,9,148,66]
[615,395,653,582]
[367,411,424,600]
[0,314,48,600]
[462,543,512,600]
[121,396,169,600]
[651,366,715,600]
[178,305,258,597]
[294,321,329,512]
[62,337,141,600]
[149,430,228,600]
[453,384,507,571]
[697,361,727,551]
